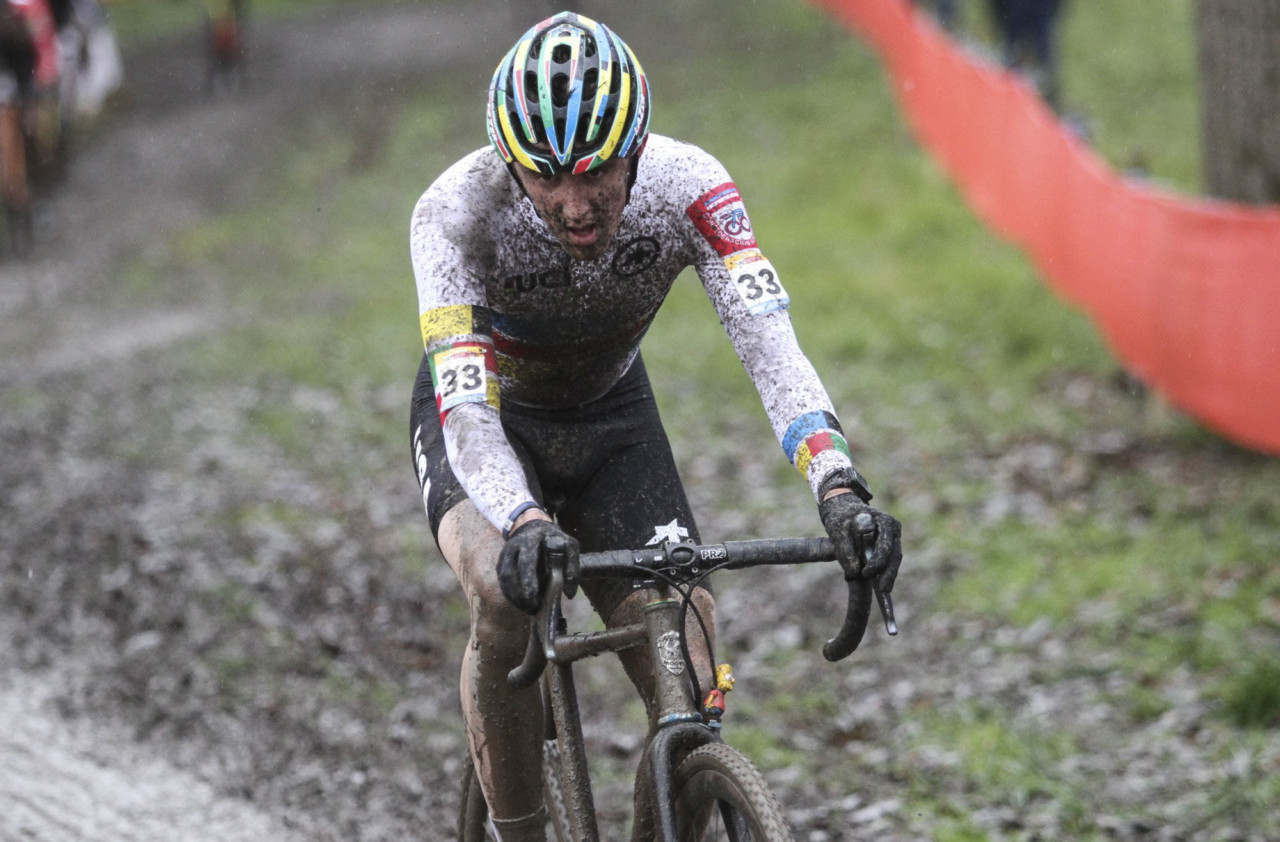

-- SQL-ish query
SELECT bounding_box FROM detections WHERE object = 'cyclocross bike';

[457,533,899,841]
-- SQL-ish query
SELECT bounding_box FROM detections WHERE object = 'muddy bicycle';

[458,535,898,841]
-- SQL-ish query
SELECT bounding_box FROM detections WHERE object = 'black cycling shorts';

[409,352,705,620]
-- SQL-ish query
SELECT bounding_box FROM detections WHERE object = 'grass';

[103,0,389,46]
[106,0,1279,835]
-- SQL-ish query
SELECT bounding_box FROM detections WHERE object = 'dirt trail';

[0,667,306,842]
[0,0,518,359]
[0,3,511,838]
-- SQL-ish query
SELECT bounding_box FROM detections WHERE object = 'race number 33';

[432,345,489,412]
[727,249,789,316]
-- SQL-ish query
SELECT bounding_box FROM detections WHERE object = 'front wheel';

[672,743,793,842]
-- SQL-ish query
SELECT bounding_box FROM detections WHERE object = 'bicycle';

[457,534,899,841]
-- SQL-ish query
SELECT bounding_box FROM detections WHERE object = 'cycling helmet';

[487,11,651,176]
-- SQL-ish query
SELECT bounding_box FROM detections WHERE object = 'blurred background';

[1,1,1277,840]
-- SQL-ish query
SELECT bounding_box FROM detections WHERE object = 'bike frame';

[532,565,714,842]
[509,537,895,842]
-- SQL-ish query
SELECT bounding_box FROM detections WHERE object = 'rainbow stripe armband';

[782,410,854,497]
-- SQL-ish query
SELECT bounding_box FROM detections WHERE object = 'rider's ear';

[507,162,532,201]
[625,147,644,204]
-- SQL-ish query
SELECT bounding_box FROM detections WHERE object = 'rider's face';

[512,156,630,261]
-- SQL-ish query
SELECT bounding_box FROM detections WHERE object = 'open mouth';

[563,223,598,246]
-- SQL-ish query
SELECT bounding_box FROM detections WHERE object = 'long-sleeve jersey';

[410,134,855,535]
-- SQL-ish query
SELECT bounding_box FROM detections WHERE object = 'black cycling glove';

[817,470,903,593]
[497,519,581,614]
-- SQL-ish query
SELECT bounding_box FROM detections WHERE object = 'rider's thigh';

[438,500,530,660]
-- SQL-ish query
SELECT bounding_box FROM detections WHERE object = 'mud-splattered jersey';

[410,134,855,535]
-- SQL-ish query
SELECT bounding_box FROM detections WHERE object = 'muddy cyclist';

[407,12,904,840]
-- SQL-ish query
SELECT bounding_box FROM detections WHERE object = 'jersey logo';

[412,424,432,514]
[612,236,661,277]
[687,182,759,257]
[503,265,571,293]
[646,519,690,546]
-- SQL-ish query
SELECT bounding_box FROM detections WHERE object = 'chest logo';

[503,266,571,293]
[612,236,660,277]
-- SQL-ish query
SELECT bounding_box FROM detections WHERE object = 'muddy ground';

[1,2,1277,841]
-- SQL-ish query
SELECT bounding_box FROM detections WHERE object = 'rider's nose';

[554,180,593,218]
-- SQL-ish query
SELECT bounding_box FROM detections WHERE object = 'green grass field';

[109,0,1279,835]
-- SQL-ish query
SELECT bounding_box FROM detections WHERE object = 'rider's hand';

[818,474,902,593]
[497,518,581,614]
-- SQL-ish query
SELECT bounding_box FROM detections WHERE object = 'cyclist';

[203,0,244,90]
[0,0,58,252]
[408,12,903,840]
[0,1,35,240]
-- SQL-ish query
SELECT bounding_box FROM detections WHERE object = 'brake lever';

[854,511,898,636]
[540,565,565,663]
[872,580,898,636]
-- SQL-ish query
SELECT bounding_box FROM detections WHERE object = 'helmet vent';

[582,68,598,100]
[552,44,571,64]
[551,74,572,107]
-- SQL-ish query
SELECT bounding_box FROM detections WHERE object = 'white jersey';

[410,134,855,535]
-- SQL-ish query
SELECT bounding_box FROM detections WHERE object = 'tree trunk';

[1194,1,1280,204]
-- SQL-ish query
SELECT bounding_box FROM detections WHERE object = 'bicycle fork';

[631,589,720,842]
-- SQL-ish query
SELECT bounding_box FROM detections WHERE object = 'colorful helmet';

[486,12,651,176]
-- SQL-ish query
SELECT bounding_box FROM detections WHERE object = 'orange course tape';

[810,0,1280,454]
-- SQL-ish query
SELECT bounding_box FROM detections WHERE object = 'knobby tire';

[672,743,793,842]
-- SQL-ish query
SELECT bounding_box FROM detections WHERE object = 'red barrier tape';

[811,0,1280,454]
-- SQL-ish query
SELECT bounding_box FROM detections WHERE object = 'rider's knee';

[468,574,531,661]
[438,501,535,662]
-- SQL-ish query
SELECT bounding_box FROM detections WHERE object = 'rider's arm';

[410,151,544,536]
[678,151,902,592]
[680,157,866,502]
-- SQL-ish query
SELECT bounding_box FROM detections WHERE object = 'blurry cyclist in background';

[203,0,245,92]
[0,0,59,255]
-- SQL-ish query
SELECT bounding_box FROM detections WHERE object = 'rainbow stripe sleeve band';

[782,410,851,478]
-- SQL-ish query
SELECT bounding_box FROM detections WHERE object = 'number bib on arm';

[726,248,789,315]
[429,342,500,419]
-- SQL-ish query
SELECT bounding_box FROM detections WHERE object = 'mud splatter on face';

[511,157,631,261]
